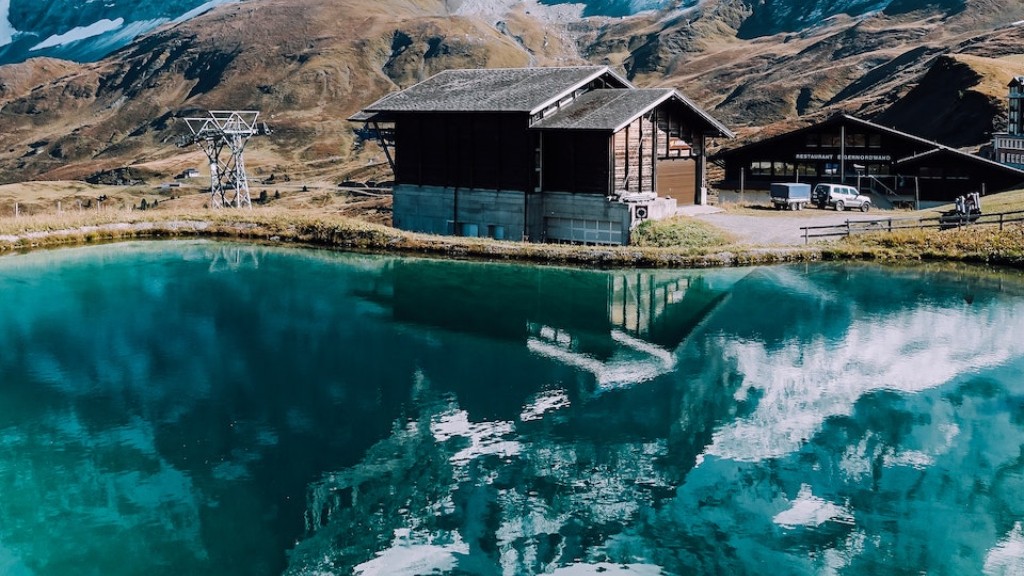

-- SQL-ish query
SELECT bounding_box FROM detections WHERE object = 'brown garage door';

[657,158,696,206]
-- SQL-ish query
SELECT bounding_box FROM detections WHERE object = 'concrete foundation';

[393,185,677,245]
[393,185,526,240]
[541,191,631,244]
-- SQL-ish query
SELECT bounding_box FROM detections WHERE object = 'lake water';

[1,241,1023,575]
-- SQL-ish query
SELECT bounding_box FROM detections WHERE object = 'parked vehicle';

[812,183,872,212]
[770,182,811,211]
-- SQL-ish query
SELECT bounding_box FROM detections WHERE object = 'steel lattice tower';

[181,111,268,208]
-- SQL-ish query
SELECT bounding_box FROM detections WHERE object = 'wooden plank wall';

[395,113,532,191]
[614,116,656,194]
[655,113,692,160]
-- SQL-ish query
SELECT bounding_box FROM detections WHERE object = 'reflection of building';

[715,114,1024,205]
[351,67,733,245]
[991,76,1024,170]
[385,260,737,354]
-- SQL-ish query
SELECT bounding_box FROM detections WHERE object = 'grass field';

[5,181,1024,269]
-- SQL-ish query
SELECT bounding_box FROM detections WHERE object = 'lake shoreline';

[2,211,1024,269]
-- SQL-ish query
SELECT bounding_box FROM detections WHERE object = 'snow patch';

[0,0,18,47]
[520,389,571,422]
[550,562,666,575]
[430,409,521,464]
[354,529,469,576]
[30,18,125,51]
[173,0,239,24]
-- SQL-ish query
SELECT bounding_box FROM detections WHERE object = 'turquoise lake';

[1,241,1023,575]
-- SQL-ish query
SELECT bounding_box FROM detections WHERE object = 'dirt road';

[689,207,900,246]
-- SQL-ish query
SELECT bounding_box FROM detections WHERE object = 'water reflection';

[0,243,1022,575]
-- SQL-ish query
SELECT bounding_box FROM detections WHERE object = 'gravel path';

[690,207,897,246]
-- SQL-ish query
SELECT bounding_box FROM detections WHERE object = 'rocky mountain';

[0,0,1022,185]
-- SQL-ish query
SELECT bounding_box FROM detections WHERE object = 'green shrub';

[632,216,734,249]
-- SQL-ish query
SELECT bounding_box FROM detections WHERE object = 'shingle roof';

[531,88,733,137]
[362,66,629,115]
[532,89,674,131]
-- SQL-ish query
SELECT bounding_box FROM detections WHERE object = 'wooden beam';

[371,121,396,176]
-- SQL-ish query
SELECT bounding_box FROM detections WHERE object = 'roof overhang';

[526,66,633,116]
[530,89,733,138]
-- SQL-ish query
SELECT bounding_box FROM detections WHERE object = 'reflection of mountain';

[291,262,1024,575]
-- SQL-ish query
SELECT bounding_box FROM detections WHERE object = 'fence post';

[888,218,892,233]
[14,203,18,218]
[846,220,851,238]
[1000,213,1004,231]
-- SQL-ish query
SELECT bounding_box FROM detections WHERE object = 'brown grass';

[7,183,1024,270]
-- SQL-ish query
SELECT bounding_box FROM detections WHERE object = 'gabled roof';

[360,66,631,116]
[714,113,946,158]
[531,88,734,137]
[1010,76,1024,88]
[713,113,1024,179]
[896,147,1024,177]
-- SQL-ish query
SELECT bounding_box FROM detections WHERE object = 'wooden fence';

[800,209,1024,244]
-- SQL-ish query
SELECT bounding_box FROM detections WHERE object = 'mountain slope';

[0,0,1022,185]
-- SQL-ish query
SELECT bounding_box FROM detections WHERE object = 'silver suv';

[812,183,871,212]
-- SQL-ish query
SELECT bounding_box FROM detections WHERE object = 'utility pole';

[179,111,270,208]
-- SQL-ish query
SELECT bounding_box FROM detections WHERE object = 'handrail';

[867,175,897,197]
[800,209,1024,244]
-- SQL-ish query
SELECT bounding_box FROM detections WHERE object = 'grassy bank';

[6,185,1024,270]
[830,225,1024,266]
[0,208,817,268]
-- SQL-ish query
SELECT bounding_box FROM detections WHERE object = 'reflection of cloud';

[700,303,1024,464]
[773,484,853,529]
[984,522,1024,576]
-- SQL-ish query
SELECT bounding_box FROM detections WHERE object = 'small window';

[797,164,818,177]
[868,134,882,148]
[773,162,795,176]
[806,133,821,148]
[750,161,772,176]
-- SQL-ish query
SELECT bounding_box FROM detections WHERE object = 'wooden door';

[656,157,696,205]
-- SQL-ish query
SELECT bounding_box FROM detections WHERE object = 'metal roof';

[531,88,734,137]
[362,66,631,115]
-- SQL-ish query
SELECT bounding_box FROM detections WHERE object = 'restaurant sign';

[795,153,892,161]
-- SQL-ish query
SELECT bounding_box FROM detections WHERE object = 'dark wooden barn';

[713,114,1024,206]
[352,66,732,245]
